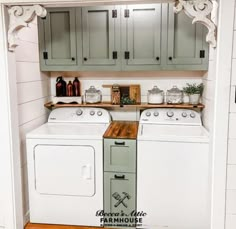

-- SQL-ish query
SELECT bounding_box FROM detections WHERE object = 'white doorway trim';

[0,4,23,229]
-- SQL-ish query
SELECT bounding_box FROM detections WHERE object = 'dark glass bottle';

[73,77,81,96]
[56,76,64,96]
[67,81,73,96]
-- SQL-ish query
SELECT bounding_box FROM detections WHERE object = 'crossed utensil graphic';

[112,192,131,208]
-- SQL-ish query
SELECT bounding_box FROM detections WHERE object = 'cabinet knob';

[169,57,173,61]
[71,57,75,61]
[84,57,88,61]
[156,57,160,61]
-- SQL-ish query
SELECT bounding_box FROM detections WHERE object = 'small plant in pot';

[183,83,204,105]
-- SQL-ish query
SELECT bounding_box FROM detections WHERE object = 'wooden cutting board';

[103,84,141,104]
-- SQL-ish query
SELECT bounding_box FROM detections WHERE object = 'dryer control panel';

[140,108,202,126]
[48,108,111,124]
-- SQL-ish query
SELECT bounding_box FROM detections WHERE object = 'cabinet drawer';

[104,172,136,227]
[104,139,136,172]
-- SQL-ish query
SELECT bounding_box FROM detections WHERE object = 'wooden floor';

[25,223,105,229]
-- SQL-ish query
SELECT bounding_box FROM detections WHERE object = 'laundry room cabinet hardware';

[124,9,130,18]
[38,4,209,71]
[83,57,87,61]
[113,51,118,59]
[43,51,48,60]
[200,50,205,58]
[114,174,125,179]
[114,141,125,145]
[72,57,75,61]
[112,9,117,18]
[124,51,130,60]
[169,57,172,61]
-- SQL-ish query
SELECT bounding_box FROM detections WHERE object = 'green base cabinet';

[38,4,209,71]
[104,139,137,228]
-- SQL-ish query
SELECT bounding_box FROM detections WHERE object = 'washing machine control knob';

[97,111,103,116]
[182,112,187,118]
[154,112,159,117]
[76,109,83,116]
[146,111,151,117]
[90,110,95,116]
[190,112,196,118]
[167,111,174,117]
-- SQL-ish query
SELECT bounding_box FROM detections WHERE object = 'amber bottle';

[67,81,73,96]
[56,76,67,97]
[73,77,81,96]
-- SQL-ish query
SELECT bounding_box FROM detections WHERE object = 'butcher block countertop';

[103,121,139,139]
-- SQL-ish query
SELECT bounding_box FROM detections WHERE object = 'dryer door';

[34,145,95,196]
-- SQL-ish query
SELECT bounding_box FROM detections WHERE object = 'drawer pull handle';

[114,174,125,179]
[235,86,236,103]
[114,141,125,145]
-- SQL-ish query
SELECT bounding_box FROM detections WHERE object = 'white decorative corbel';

[8,5,47,52]
[174,0,218,48]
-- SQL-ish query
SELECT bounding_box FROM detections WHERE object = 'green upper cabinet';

[38,4,209,71]
[81,6,121,70]
[163,3,208,70]
[39,8,78,70]
[121,4,161,71]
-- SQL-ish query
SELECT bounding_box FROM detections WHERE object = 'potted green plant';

[183,83,204,105]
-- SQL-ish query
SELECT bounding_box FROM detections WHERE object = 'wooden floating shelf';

[45,102,205,109]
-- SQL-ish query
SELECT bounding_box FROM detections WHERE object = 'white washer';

[137,108,210,229]
[26,107,111,226]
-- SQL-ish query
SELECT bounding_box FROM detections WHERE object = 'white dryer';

[26,107,111,226]
[137,108,210,229]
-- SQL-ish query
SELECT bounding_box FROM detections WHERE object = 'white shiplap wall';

[15,18,51,225]
[226,5,236,228]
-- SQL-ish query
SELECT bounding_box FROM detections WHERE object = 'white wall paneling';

[14,17,51,226]
[224,1,236,229]
[0,4,23,229]
[210,0,236,229]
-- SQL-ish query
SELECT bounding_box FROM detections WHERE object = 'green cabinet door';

[104,139,136,173]
[41,8,77,67]
[82,6,120,70]
[166,3,208,68]
[104,172,136,227]
[121,4,161,71]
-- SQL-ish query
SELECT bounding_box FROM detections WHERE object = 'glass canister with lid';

[166,86,183,104]
[147,86,164,104]
[84,86,102,103]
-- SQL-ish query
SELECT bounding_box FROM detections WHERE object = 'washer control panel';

[141,108,202,126]
[48,107,111,123]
